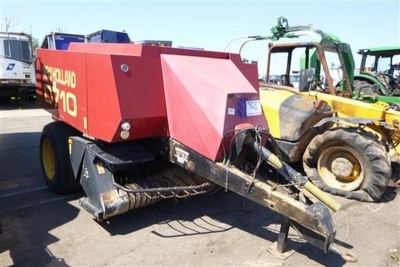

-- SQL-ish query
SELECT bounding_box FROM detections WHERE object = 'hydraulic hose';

[249,140,341,212]
[303,181,341,212]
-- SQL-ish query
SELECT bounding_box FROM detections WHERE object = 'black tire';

[303,128,391,202]
[40,121,81,193]
[353,80,379,95]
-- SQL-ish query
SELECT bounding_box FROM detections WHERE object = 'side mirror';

[299,68,315,92]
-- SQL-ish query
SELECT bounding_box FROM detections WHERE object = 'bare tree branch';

[3,16,19,32]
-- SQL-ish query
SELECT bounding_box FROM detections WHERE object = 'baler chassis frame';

[68,135,356,262]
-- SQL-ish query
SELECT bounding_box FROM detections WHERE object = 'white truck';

[0,32,36,101]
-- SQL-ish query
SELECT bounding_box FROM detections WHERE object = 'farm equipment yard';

[0,101,399,267]
[0,13,399,266]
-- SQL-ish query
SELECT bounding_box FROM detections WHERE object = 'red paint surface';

[36,43,267,160]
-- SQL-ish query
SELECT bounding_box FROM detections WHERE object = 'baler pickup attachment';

[69,136,215,221]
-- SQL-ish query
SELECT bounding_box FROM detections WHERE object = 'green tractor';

[294,34,400,105]
[354,46,400,99]
[295,37,400,106]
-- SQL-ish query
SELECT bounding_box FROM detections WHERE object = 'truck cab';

[39,32,87,50]
[0,32,36,100]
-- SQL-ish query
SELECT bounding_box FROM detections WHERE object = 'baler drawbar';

[35,42,356,262]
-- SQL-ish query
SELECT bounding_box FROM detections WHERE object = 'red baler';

[35,42,356,262]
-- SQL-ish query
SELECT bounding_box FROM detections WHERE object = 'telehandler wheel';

[303,128,390,202]
[40,121,81,194]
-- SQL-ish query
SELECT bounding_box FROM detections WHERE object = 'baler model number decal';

[43,65,77,117]
[174,147,189,165]
[246,100,262,116]
[237,98,262,117]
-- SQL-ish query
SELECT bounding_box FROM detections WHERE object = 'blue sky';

[1,0,399,74]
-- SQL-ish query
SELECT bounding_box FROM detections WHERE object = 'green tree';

[32,37,39,50]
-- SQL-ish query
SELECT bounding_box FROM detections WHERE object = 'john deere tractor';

[228,17,399,201]
[354,46,400,99]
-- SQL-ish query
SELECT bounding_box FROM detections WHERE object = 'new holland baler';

[35,42,356,262]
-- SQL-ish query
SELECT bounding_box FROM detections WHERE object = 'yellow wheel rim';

[42,138,55,180]
[317,146,363,191]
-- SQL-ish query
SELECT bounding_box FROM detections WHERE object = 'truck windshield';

[2,38,31,63]
[54,35,85,50]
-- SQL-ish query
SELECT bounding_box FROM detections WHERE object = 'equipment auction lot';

[0,102,399,267]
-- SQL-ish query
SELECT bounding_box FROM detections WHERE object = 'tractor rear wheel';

[353,80,378,95]
[303,128,390,201]
[40,121,81,193]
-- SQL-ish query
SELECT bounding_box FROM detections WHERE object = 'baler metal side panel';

[36,45,170,142]
[85,52,169,142]
[35,49,88,133]
[36,44,266,145]
[161,54,268,161]
[85,53,121,140]
[229,53,260,89]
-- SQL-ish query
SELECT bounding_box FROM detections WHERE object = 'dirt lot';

[0,102,399,267]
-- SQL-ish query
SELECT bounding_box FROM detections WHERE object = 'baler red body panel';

[36,45,168,141]
[35,50,89,132]
[35,43,267,161]
[161,54,266,160]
